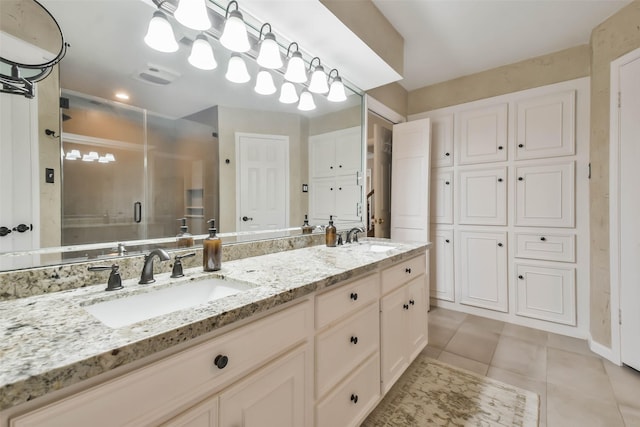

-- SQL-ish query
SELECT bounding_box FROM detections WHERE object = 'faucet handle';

[88,264,123,291]
[171,253,196,278]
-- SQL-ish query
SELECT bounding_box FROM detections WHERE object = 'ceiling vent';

[134,64,181,86]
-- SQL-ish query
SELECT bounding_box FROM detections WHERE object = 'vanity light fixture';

[188,34,217,70]
[279,81,298,104]
[297,90,316,111]
[256,23,283,70]
[144,10,179,53]
[115,92,129,101]
[254,69,276,95]
[308,57,329,94]
[104,153,116,162]
[327,68,347,102]
[174,0,211,31]
[220,1,250,53]
[284,42,307,84]
[64,149,81,160]
[225,53,250,83]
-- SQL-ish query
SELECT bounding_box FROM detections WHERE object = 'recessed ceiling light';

[115,92,130,100]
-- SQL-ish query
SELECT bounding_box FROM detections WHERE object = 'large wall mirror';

[0,0,365,272]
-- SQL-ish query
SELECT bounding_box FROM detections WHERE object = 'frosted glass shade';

[255,70,276,95]
[188,35,217,70]
[298,90,316,111]
[220,10,250,53]
[327,76,347,102]
[256,33,283,69]
[308,65,329,94]
[284,51,307,83]
[144,11,179,53]
[174,0,211,31]
[225,54,250,83]
[279,82,298,104]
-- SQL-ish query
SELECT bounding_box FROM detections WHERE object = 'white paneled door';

[390,119,431,243]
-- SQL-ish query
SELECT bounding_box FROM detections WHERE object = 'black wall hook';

[45,129,59,138]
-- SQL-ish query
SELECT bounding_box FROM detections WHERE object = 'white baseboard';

[589,336,620,365]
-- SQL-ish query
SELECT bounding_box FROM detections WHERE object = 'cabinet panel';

[315,302,379,398]
[381,253,426,295]
[457,103,508,165]
[219,346,308,427]
[310,137,336,179]
[163,395,218,427]
[430,114,454,167]
[380,285,409,393]
[515,232,575,263]
[315,353,380,427]
[310,178,335,222]
[406,276,428,361]
[515,90,575,160]
[334,175,361,222]
[315,273,379,329]
[309,127,360,178]
[431,170,453,224]
[430,229,454,302]
[459,231,508,312]
[459,167,507,225]
[515,264,576,326]
[515,161,575,227]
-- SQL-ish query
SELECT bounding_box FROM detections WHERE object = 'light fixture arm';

[258,23,272,40]
[328,68,340,81]
[308,57,321,72]
[286,42,300,57]
[225,0,239,18]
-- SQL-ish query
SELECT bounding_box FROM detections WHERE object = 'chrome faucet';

[139,248,171,284]
[346,227,365,244]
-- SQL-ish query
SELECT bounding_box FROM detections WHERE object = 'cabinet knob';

[0,227,11,237]
[339,187,342,190]
[350,292,358,301]
[330,166,333,169]
[445,181,450,185]
[518,143,524,148]
[518,275,524,280]
[445,239,450,243]
[518,177,524,181]
[350,394,359,404]
[330,187,333,191]
[498,178,503,182]
[403,304,409,310]
[540,236,546,241]
[409,299,415,306]
[405,267,412,274]
[339,165,343,168]
[350,336,358,345]
[214,354,229,369]
[498,243,503,247]
[445,152,450,157]
[498,146,503,150]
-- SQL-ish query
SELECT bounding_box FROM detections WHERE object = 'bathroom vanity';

[0,239,430,427]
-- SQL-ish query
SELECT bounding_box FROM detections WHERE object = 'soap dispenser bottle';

[203,219,221,271]
[301,214,313,235]
[325,215,337,247]
[176,218,194,248]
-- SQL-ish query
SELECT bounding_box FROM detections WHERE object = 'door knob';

[13,224,32,233]
[0,227,11,237]
[242,216,253,222]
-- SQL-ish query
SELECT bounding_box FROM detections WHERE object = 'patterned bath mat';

[362,355,539,426]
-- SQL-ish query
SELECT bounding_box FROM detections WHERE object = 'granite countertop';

[0,239,428,411]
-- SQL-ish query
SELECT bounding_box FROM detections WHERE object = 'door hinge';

[619,308,622,325]
[618,91,621,108]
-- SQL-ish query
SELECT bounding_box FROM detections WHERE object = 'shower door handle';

[134,202,142,223]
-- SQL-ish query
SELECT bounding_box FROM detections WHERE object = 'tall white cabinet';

[417,78,590,338]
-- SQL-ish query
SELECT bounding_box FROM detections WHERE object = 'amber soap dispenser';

[325,215,337,247]
[176,218,194,248]
[203,219,221,271]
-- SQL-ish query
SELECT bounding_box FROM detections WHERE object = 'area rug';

[361,355,539,426]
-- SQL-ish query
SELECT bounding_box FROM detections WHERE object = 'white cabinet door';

[219,346,309,427]
[391,119,431,242]
[459,167,507,225]
[334,126,362,177]
[334,175,362,221]
[431,170,453,224]
[163,395,218,427]
[310,178,335,222]
[380,285,409,393]
[457,103,508,165]
[515,263,576,326]
[515,90,575,160]
[430,228,454,302]
[406,276,428,361]
[459,231,508,312]
[430,113,454,167]
[515,161,575,227]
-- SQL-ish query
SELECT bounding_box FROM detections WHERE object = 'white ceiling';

[372,0,631,91]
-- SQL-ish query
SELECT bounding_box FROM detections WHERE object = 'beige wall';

[320,0,404,76]
[366,82,408,117]
[588,0,640,347]
[408,45,591,114]
[308,105,362,136]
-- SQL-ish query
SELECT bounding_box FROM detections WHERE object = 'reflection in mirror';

[0,0,365,272]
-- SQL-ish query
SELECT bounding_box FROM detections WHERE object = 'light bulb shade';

[174,0,211,31]
[144,11,179,53]
[98,156,109,163]
[256,33,283,69]
[225,54,250,83]
[254,70,276,95]
[105,153,116,162]
[188,35,217,70]
[327,76,347,102]
[284,51,307,83]
[220,10,250,52]
[82,154,95,162]
[279,82,298,104]
[298,90,316,111]
[308,65,329,94]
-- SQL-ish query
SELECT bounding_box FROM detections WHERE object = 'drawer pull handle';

[498,243,503,247]
[350,394,359,404]
[498,145,503,150]
[445,239,450,243]
[445,152,450,157]
[214,354,229,369]
[518,177,524,181]
[350,292,358,301]
[350,336,358,345]
[518,143,524,148]
[403,304,409,310]
[405,267,412,274]
[409,299,415,306]
[540,236,546,241]
[445,181,450,185]
[497,178,503,182]
[518,275,524,280]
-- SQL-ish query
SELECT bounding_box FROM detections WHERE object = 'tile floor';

[425,307,640,427]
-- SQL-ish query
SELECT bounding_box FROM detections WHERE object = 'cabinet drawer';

[11,302,312,427]
[315,353,380,427]
[315,302,379,398]
[381,254,426,295]
[315,273,379,329]
[515,233,575,262]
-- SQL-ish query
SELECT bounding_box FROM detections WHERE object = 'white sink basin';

[367,244,397,253]
[84,278,255,328]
